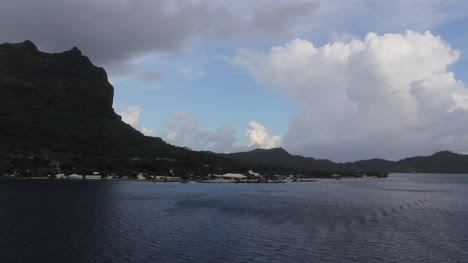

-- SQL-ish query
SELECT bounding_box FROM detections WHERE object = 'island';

[1,40,467,181]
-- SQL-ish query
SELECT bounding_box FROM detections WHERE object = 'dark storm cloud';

[0,0,318,68]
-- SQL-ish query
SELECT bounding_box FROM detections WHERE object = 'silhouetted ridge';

[5,40,38,52]
[68,46,82,56]
[431,151,458,157]
[1,40,290,177]
[250,147,291,156]
[228,149,468,173]
[226,147,341,172]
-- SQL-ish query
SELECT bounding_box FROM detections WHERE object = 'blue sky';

[111,43,295,146]
[2,0,468,161]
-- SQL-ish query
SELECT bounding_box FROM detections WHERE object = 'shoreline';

[1,176,377,184]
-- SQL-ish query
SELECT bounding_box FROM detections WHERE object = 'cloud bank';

[163,112,236,152]
[0,0,317,73]
[161,112,280,153]
[234,30,468,161]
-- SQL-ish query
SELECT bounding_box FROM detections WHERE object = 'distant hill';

[346,150,468,173]
[225,148,344,172]
[394,151,468,173]
[345,158,397,172]
[227,148,468,174]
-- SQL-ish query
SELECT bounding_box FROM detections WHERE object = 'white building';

[215,173,247,179]
[68,174,83,179]
[55,174,66,179]
[106,174,118,179]
[85,175,101,180]
[248,170,261,177]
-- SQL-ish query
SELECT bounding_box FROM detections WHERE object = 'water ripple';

[0,174,466,263]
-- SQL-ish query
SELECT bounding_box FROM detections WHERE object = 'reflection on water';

[0,174,467,263]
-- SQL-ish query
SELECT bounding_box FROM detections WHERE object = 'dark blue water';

[0,174,466,263]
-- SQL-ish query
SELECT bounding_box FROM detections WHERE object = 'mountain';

[345,150,468,173]
[227,148,468,174]
[225,148,344,172]
[0,40,164,157]
[346,159,399,172]
[0,40,239,175]
[393,151,468,173]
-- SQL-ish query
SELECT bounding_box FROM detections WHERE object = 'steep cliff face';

[0,41,156,158]
[0,40,114,117]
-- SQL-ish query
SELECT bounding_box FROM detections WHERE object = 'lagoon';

[0,173,466,263]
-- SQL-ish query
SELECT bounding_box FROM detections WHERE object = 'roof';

[215,173,247,179]
[248,170,260,176]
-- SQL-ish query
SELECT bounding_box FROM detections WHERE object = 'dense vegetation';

[226,148,342,171]
[228,148,468,174]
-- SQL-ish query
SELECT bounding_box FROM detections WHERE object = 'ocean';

[0,173,466,263]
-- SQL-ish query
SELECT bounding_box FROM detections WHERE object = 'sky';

[2,0,468,161]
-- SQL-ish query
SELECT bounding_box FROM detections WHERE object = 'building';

[215,173,248,179]
[55,174,66,179]
[85,175,101,180]
[85,172,101,180]
[106,174,118,179]
[248,170,261,177]
[68,174,83,179]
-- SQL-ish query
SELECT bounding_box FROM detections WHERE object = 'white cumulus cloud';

[119,105,141,127]
[162,112,237,152]
[162,113,281,152]
[118,105,157,136]
[141,127,156,136]
[233,30,468,161]
[245,121,282,149]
